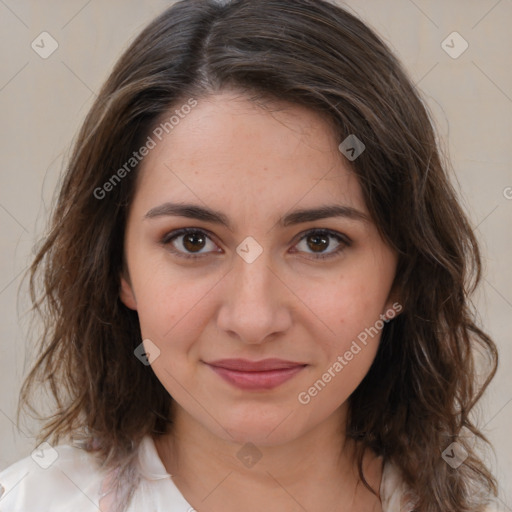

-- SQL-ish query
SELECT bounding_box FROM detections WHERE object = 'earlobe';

[383,285,404,320]
[383,300,403,321]
[120,274,137,310]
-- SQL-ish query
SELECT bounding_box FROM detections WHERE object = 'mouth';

[204,358,308,391]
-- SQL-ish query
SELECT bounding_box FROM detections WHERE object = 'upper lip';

[206,358,307,372]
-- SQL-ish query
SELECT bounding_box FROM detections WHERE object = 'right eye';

[160,228,222,260]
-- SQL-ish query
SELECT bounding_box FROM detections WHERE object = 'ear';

[120,273,137,310]
[383,282,404,320]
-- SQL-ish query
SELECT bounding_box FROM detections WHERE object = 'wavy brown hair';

[19,0,498,510]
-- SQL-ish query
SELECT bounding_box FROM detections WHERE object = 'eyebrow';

[144,202,370,229]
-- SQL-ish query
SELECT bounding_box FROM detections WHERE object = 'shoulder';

[380,461,500,512]
[0,442,107,511]
[380,461,418,512]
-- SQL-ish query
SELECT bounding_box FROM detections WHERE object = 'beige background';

[0,0,511,508]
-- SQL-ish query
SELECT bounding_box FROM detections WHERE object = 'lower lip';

[208,365,306,390]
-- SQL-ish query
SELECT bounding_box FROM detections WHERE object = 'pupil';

[183,232,205,252]
[308,233,328,253]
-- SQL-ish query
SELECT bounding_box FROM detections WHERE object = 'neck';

[153,403,383,512]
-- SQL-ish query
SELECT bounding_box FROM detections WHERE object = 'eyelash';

[160,228,351,261]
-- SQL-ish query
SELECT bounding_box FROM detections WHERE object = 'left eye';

[291,229,350,260]
[160,228,350,260]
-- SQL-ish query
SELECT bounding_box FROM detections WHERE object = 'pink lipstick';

[205,358,307,390]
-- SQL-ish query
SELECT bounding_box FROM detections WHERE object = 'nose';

[216,247,293,345]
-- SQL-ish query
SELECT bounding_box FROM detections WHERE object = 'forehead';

[133,91,367,218]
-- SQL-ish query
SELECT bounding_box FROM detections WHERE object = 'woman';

[0,0,499,511]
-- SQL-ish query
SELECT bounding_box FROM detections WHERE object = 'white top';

[0,436,418,511]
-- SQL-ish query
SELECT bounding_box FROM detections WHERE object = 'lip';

[205,358,307,391]
[207,358,307,371]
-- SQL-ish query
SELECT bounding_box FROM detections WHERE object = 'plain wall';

[1,0,511,508]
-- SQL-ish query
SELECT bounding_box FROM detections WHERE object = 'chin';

[213,408,303,447]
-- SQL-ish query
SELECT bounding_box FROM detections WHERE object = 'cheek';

[132,272,231,381]
[305,273,387,348]
[134,282,209,396]
[296,268,392,403]
[300,283,384,409]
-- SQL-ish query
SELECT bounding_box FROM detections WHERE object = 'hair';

[18,0,498,511]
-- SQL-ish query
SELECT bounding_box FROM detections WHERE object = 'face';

[120,91,399,447]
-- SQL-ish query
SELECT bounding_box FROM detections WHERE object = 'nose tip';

[216,248,292,344]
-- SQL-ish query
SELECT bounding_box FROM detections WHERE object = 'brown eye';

[293,229,350,260]
[161,227,350,261]
[306,232,330,253]
[182,231,207,252]
[161,228,220,259]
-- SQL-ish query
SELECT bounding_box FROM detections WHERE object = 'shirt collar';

[137,435,172,481]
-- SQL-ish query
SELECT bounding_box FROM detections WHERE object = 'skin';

[120,90,400,512]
